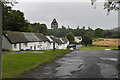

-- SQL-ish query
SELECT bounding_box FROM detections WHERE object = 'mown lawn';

[2,49,70,78]
[2,51,16,55]
[80,45,119,50]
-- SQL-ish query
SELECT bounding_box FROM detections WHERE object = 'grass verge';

[2,49,70,78]
[80,45,119,50]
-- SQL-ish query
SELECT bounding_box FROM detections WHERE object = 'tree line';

[48,26,120,38]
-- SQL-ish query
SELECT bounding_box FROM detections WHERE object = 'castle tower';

[51,18,58,29]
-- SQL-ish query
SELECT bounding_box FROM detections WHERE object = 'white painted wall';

[75,37,82,43]
[40,41,51,50]
[58,44,67,49]
[12,42,40,51]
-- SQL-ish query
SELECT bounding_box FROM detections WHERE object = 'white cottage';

[74,36,82,43]
[46,36,69,50]
[60,37,69,49]
[2,31,50,51]
[35,33,51,50]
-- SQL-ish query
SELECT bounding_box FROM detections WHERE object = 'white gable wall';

[2,35,12,50]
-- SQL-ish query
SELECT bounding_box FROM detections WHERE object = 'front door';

[19,43,21,50]
[34,46,36,50]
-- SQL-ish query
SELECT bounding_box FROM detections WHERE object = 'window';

[30,46,32,50]
[38,45,39,48]
[24,43,27,47]
[14,44,17,48]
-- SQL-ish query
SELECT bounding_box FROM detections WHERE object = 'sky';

[12,1,118,29]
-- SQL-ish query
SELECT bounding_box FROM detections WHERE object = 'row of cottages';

[47,36,69,49]
[2,31,69,51]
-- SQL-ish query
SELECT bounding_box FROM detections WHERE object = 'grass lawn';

[80,45,119,50]
[2,49,70,78]
[2,51,16,55]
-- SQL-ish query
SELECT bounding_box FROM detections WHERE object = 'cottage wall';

[2,35,12,50]
[58,44,66,49]
[55,43,59,49]
[49,43,53,49]
[12,42,40,51]
[27,42,40,50]
[40,41,50,50]
[46,41,51,50]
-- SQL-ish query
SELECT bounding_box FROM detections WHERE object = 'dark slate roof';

[35,33,50,42]
[3,31,28,43]
[3,31,69,44]
[50,36,64,44]
[61,37,69,43]
[3,31,48,43]
[56,38,64,44]
[22,32,41,42]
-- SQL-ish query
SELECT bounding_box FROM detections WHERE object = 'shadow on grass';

[111,49,120,50]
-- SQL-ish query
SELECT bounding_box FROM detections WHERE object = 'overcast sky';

[12,1,118,29]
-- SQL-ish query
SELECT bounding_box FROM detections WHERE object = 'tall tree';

[3,5,28,31]
[39,24,48,35]
[94,28,104,38]
[82,35,92,47]
[66,32,75,44]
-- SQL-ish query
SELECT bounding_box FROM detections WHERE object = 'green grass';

[80,45,119,50]
[2,49,70,78]
[2,51,17,54]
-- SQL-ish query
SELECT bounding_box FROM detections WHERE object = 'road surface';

[20,50,119,78]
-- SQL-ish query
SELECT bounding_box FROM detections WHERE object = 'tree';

[3,5,28,31]
[82,35,92,47]
[94,28,104,38]
[2,0,18,6]
[91,0,120,15]
[39,24,48,35]
[66,32,75,44]
[62,25,66,29]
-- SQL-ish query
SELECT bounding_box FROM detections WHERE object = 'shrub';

[2,48,12,51]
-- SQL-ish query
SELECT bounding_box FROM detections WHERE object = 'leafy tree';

[86,27,94,38]
[32,23,48,35]
[3,5,28,31]
[62,25,66,29]
[91,0,120,15]
[94,28,104,38]
[66,32,75,44]
[39,24,48,35]
[82,35,92,47]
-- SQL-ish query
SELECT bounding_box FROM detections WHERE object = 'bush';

[25,49,34,51]
[20,49,24,51]
[2,48,12,51]
[118,45,120,50]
